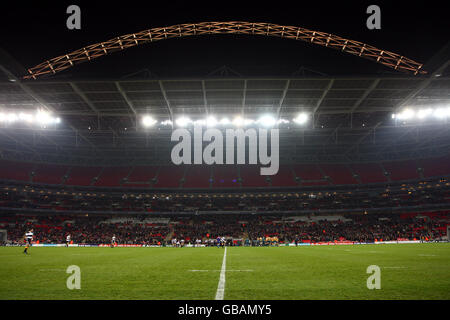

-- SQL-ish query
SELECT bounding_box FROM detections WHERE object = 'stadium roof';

[0,71,449,166]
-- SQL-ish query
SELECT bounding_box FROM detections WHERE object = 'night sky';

[1,0,449,78]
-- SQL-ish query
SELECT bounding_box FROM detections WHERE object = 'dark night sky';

[1,0,449,78]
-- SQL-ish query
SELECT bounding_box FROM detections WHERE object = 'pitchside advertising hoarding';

[170,125,279,175]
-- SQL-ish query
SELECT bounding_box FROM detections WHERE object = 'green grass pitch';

[1,243,449,300]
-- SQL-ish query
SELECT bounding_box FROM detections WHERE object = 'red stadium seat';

[32,163,70,185]
[350,163,387,184]
[383,160,419,181]
[269,165,297,187]
[94,167,132,187]
[183,166,211,188]
[320,164,358,185]
[211,166,240,188]
[65,166,102,186]
[154,166,184,188]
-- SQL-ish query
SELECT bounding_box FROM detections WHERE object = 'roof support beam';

[158,81,173,122]
[276,79,290,119]
[312,79,334,128]
[201,80,208,116]
[115,81,138,129]
[394,60,450,113]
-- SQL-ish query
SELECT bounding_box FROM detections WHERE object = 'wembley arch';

[24,21,426,79]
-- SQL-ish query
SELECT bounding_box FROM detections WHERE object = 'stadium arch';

[24,21,426,79]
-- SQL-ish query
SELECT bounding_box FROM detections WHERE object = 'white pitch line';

[215,247,227,300]
[189,269,253,272]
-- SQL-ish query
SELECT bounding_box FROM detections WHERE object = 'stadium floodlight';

[416,108,433,119]
[194,119,206,126]
[161,120,173,126]
[175,116,192,127]
[35,111,59,125]
[395,108,415,120]
[257,115,276,127]
[433,107,450,119]
[244,119,255,126]
[293,113,308,125]
[19,113,33,123]
[232,116,244,127]
[142,115,157,127]
[277,119,290,124]
[206,116,218,127]
[219,117,230,125]
[6,113,18,122]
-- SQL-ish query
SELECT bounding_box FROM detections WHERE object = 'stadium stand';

[2,210,448,245]
[153,166,184,188]
[383,160,419,181]
[269,165,297,187]
[94,166,132,187]
[292,164,323,181]
[0,160,34,182]
[350,163,387,184]
[211,166,240,188]
[239,165,270,188]
[64,166,102,186]
[183,166,212,188]
[0,156,449,189]
[32,163,70,185]
[124,166,159,187]
[419,154,450,178]
[320,164,359,185]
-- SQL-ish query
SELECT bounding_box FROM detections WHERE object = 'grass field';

[1,243,449,300]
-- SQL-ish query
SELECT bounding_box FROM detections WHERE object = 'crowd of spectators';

[1,211,448,245]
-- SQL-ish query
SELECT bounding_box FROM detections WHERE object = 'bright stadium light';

[244,118,255,126]
[161,120,173,126]
[194,119,206,126]
[395,108,415,120]
[277,119,290,124]
[206,116,218,127]
[232,116,244,127]
[257,115,276,127]
[175,116,192,127]
[35,111,59,125]
[6,113,18,122]
[433,107,450,119]
[416,108,433,119]
[219,117,230,125]
[142,115,157,127]
[293,113,308,125]
[19,113,33,123]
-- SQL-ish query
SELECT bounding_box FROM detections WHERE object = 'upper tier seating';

[383,160,419,181]
[94,167,132,187]
[183,166,211,188]
[32,163,70,185]
[350,163,387,184]
[211,166,240,188]
[418,154,450,178]
[269,165,297,187]
[1,155,449,189]
[0,160,34,182]
[124,166,159,188]
[320,164,358,185]
[153,166,184,188]
[239,165,270,188]
[65,166,102,186]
